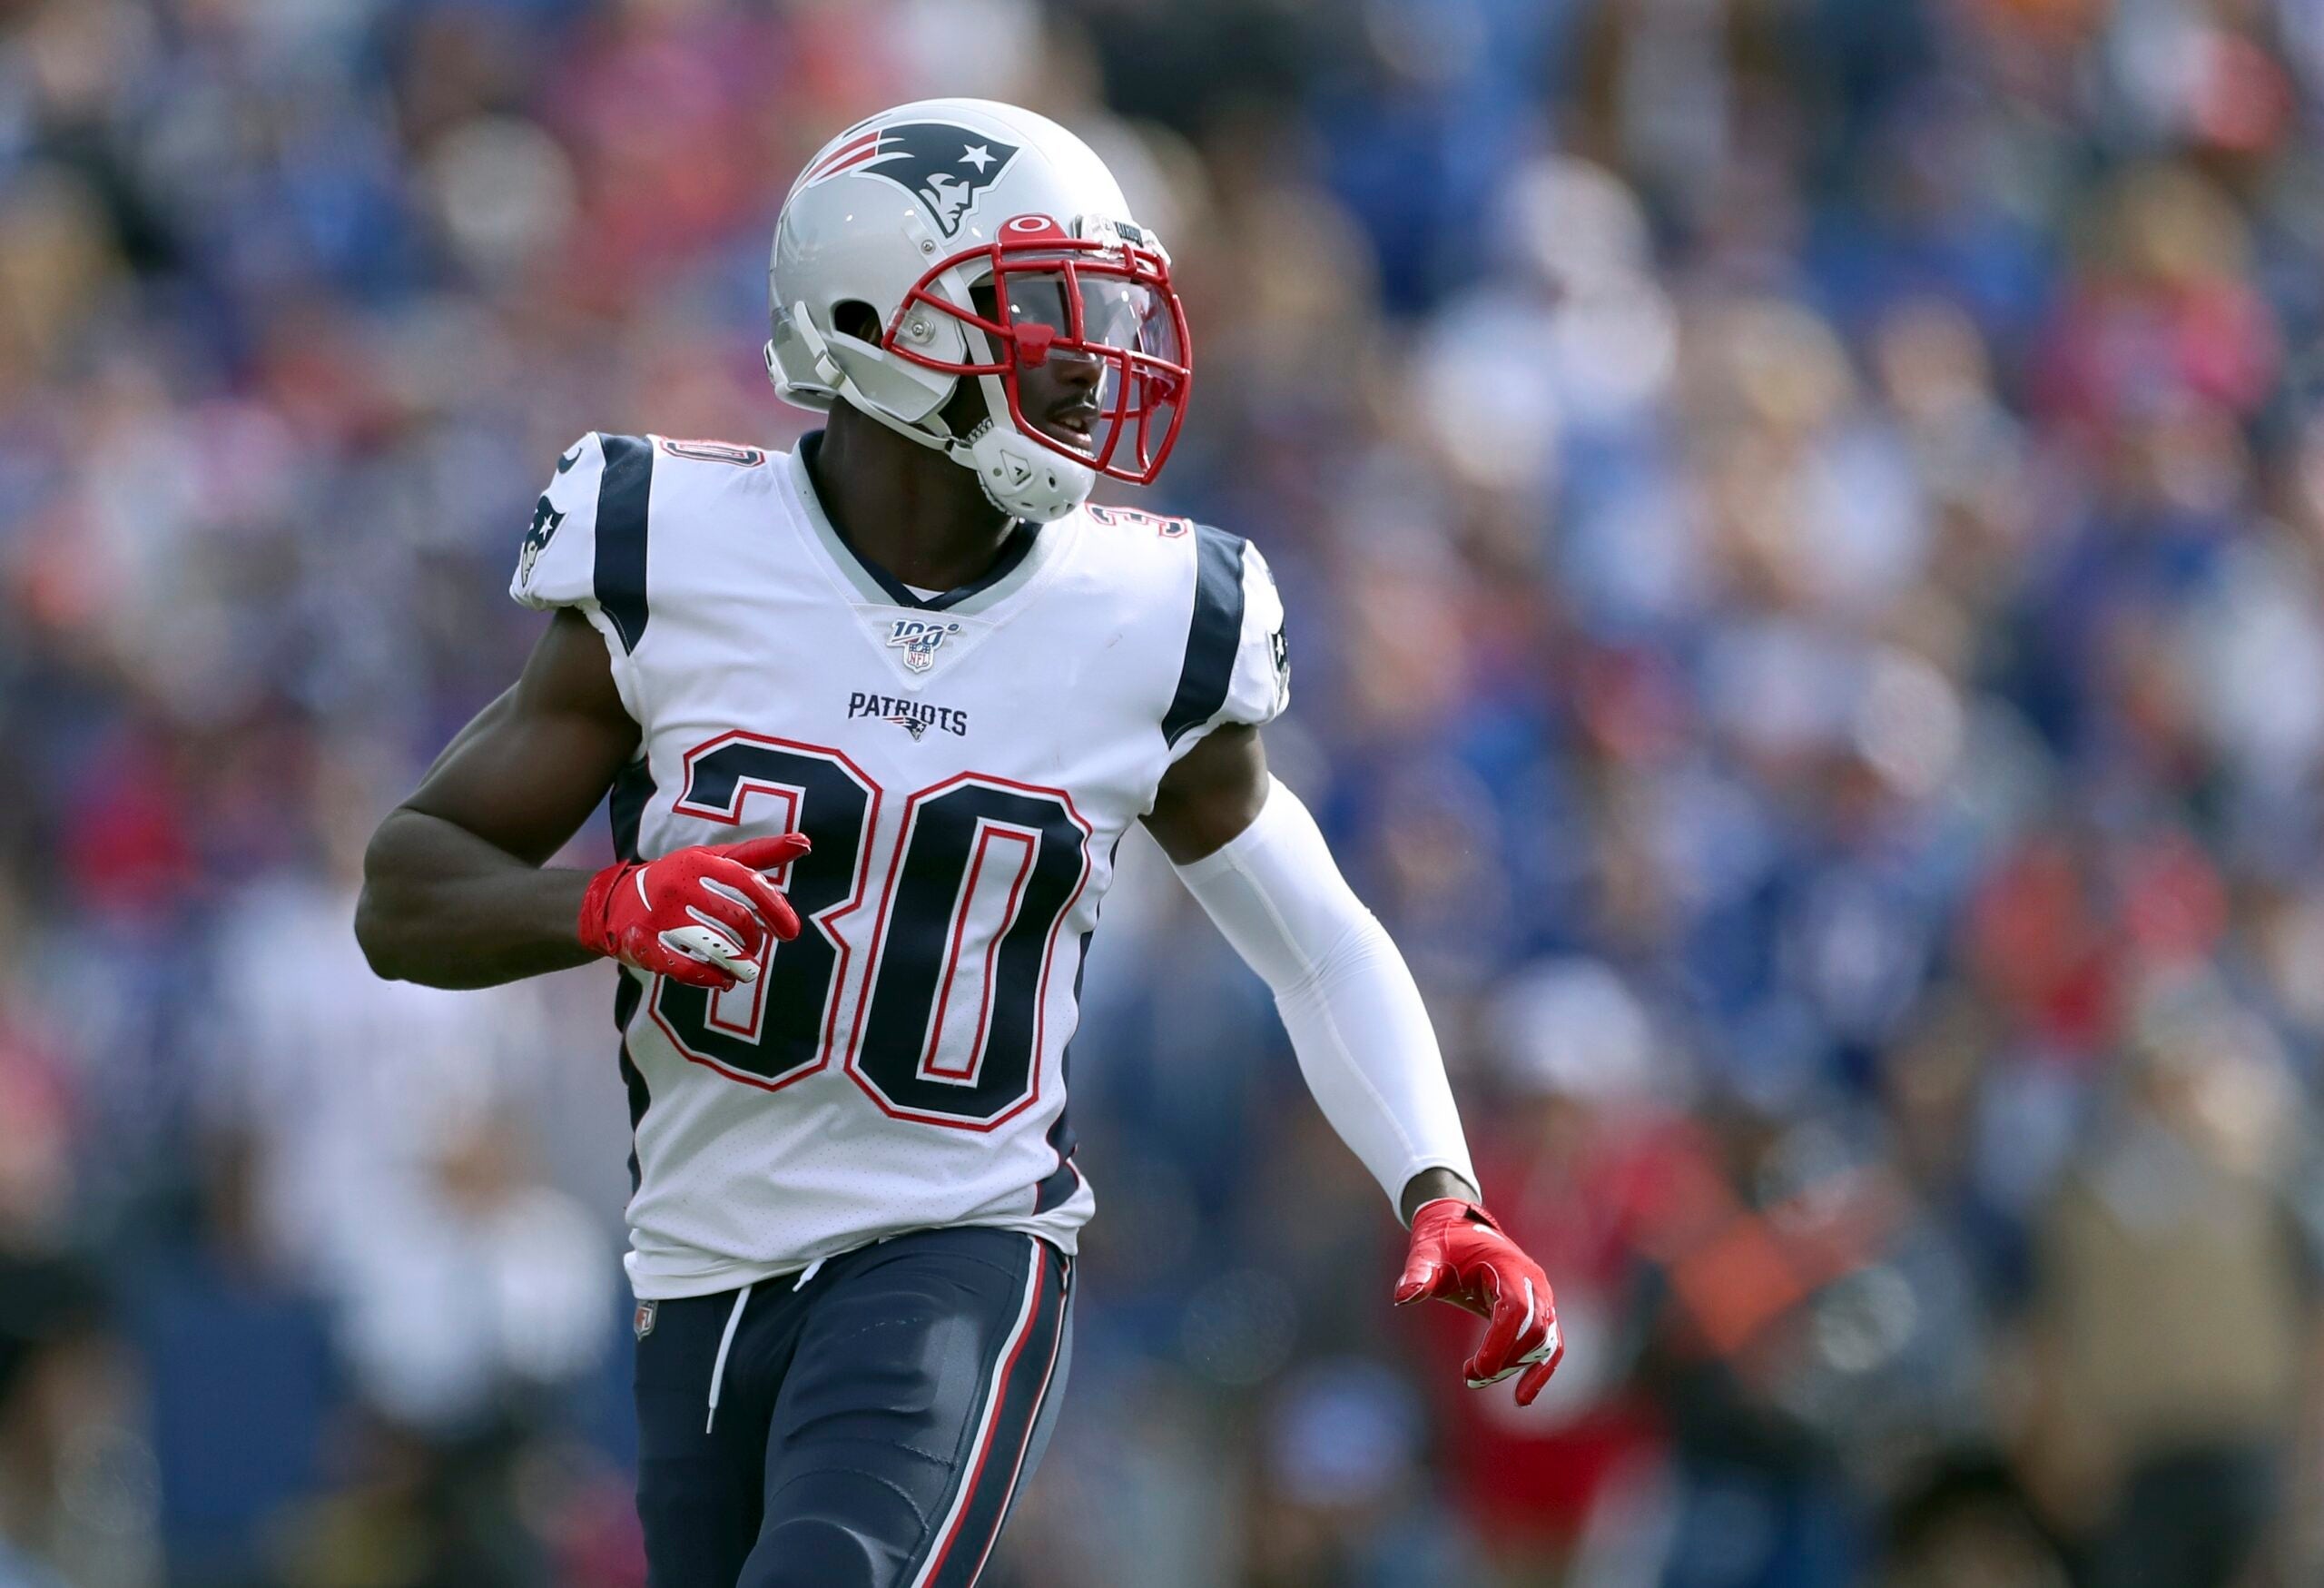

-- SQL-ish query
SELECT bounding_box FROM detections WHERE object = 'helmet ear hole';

[831,300,881,344]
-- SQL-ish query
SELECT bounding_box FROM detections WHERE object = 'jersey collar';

[786,434,1061,617]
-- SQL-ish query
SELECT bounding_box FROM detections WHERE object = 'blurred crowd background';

[4,0,2324,1584]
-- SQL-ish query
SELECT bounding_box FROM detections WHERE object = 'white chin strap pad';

[816,353,1098,524]
[956,421,1096,523]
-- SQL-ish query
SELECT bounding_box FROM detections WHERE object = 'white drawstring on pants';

[703,1259,828,1434]
[704,1284,753,1434]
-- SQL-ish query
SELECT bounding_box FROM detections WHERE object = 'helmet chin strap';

[952,371,1097,523]
[823,372,1098,528]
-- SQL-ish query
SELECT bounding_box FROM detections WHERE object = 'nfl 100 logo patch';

[886,617,962,673]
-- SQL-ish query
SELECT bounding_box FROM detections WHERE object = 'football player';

[356,99,1561,1588]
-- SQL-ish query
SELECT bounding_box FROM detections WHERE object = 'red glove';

[1394,1198,1564,1406]
[579,834,810,991]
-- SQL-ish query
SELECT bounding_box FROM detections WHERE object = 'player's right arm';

[362,433,813,993]
[359,605,809,991]
[356,607,641,989]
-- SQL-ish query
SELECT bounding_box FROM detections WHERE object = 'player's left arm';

[1145,724,1564,1406]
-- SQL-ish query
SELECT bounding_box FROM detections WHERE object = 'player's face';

[1016,341,1106,449]
[968,273,1179,459]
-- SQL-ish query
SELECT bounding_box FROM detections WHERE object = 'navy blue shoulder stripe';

[594,434,654,653]
[1162,524,1246,746]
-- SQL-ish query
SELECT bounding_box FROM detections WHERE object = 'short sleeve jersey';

[514,433,1286,1297]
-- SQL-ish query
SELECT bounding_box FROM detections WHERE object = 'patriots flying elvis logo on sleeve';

[802,123,1021,238]
[518,495,564,586]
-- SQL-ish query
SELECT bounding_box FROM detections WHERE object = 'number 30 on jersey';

[643,732,1091,1131]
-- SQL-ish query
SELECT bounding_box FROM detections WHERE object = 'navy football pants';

[634,1228,1072,1588]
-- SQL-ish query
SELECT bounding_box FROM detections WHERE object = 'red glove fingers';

[712,837,811,939]
[628,929,749,991]
[580,833,812,991]
[683,883,770,957]
[1513,1352,1562,1407]
[1394,1248,1486,1317]
[1464,1268,1558,1389]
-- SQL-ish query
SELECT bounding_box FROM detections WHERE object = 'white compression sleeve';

[1171,777,1476,1213]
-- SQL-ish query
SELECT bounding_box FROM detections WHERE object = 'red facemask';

[883,214,1193,486]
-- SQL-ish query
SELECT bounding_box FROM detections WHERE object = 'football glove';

[1393,1197,1564,1406]
[579,834,810,991]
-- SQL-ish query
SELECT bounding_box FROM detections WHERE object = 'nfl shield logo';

[634,1300,657,1339]
[886,618,962,674]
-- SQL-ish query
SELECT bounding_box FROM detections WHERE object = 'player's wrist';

[1398,1168,1481,1227]
[576,858,639,959]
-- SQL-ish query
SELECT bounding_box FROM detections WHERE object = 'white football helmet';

[766,99,1192,523]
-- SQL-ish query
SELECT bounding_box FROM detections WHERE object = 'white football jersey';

[512,433,1287,1298]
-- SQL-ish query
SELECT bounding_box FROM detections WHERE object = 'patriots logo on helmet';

[803,123,1021,239]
